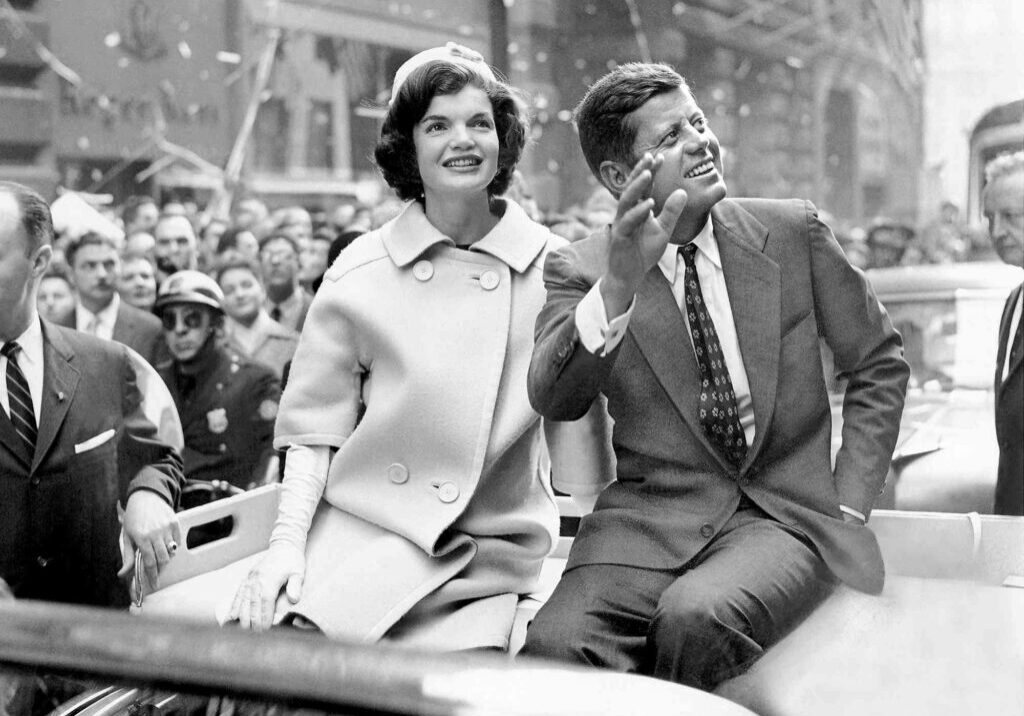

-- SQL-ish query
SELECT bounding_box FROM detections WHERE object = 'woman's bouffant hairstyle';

[374,62,529,201]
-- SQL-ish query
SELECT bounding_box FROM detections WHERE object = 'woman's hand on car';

[228,542,305,631]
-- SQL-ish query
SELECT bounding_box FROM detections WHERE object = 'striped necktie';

[2,341,37,454]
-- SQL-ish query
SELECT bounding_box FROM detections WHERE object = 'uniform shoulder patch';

[258,399,279,421]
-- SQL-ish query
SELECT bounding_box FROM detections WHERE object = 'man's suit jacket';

[0,321,183,606]
[528,198,909,594]
[993,282,1023,515]
[112,301,167,367]
[60,300,167,367]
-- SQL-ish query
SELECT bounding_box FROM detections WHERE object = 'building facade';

[2,0,925,229]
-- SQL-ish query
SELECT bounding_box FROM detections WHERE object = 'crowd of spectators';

[34,174,1001,499]
[37,192,384,496]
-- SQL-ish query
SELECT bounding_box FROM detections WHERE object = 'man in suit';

[260,234,313,333]
[63,232,166,366]
[520,63,909,689]
[984,151,1023,515]
[0,181,185,607]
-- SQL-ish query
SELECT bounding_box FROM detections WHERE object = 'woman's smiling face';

[413,85,499,201]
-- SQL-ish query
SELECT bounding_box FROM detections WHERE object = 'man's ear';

[598,160,630,198]
[30,245,52,278]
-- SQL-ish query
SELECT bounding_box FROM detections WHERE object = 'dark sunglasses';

[161,307,208,331]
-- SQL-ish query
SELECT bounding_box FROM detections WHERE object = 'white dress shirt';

[76,292,119,340]
[576,219,755,447]
[574,220,865,522]
[1,314,45,426]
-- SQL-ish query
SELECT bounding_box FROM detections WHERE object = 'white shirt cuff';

[839,504,866,523]
[575,278,635,357]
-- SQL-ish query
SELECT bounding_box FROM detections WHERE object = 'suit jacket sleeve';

[528,236,624,421]
[117,346,185,507]
[807,202,910,516]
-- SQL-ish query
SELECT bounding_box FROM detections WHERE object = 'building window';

[253,97,289,172]
[306,99,334,170]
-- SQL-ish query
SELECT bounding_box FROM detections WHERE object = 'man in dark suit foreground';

[983,151,1023,515]
[0,181,184,607]
[520,63,909,689]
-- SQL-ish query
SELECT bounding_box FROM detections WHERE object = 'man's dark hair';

[121,194,157,225]
[65,231,117,269]
[42,260,74,286]
[258,232,299,255]
[0,180,54,255]
[574,62,689,179]
[214,254,263,286]
[216,226,254,255]
[374,61,528,201]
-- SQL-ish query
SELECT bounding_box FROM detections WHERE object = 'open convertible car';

[4,483,1020,716]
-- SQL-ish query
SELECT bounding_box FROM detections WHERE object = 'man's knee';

[651,580,730,645]
[520,605,590,663]
[648,579,764,688]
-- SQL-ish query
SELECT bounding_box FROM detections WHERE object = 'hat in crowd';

[390,42,496,104]
[155,270,224,314]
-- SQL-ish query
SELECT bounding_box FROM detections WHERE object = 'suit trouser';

[520,499,835,690]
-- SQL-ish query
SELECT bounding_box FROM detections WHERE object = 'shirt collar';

[381,198,549,274]
[4,313,44,370]
[657,217,720,283]
[76,293,120,331]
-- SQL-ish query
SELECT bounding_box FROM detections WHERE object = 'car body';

[829,261,1024,513]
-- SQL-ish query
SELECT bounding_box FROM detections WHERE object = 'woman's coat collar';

[382,198,549,273]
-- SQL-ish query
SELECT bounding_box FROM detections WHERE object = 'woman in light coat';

[227,43,611,650]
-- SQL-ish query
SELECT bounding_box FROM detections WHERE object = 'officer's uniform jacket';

[158,346,280,489]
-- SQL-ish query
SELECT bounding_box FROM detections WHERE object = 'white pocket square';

[74,428,116,454]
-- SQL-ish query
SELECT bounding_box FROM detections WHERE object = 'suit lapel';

[33,322,81,473]
[712,201,781,467]
[112,304,133,345]
[629,267,712,457]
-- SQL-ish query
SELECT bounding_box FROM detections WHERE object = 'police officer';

[154,271,280,490]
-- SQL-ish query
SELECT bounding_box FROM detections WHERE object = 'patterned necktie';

[2,341,37,454]
[680,243,747,467]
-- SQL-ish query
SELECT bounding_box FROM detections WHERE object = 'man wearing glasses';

[259,234,313,333]
[154,271,280,490]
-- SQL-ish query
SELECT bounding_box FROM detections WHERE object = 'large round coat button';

[387,463,409,484]
[413,260,434,281]
[700,523,714,539]
[479,270,499,290]
[437,481,460,503]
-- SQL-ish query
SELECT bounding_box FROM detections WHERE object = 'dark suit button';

[30,477,40,487]
[36,556,50,567]
[700,523,714,539]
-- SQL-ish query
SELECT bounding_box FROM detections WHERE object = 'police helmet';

[155,270,225,314]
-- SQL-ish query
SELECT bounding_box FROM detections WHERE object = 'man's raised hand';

[601,153,688,317]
